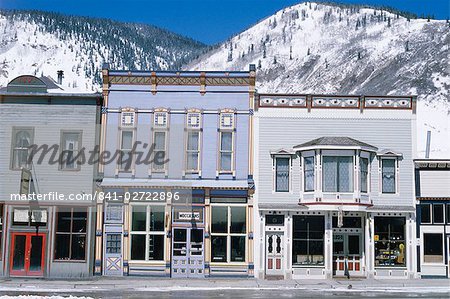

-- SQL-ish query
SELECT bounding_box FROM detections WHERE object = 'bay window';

[292,215,325,266]
[304,156,315,192]
[374,217,406,267]
[130,205,165,261]
[275,157,290,192]
[322,156,353,192]
[381,159,396,193]
[55,208,87,261]
[211,205,246,263]
[423,233,443,263]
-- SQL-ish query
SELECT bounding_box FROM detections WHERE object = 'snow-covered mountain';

[0,10,207,91]
[188,2,450,158]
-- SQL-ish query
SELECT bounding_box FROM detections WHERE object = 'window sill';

[53,259,87,263]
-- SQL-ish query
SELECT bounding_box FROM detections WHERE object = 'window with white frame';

[420,204,431,224]
[152,110,169,172]
[323,156,354,192]
[119,130,133,171]
[185,111,202,172]
[304,156,315,192]
[218,111,234,173]
[381,158,396,194]
[360,157,369,193]
[423,233,443,263]
[11,127,33,170]
[60,132,81,170]
[433,204,444,224]
[275,157,290,192]
[130,205,165,261]
[211,205,246,263]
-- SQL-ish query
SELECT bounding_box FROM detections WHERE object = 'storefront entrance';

[265,232,284,276]
[10,232,46,277]
[333,233,363,277]
[171,228,204,278]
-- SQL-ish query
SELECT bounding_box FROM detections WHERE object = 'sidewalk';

[0,277,449,295]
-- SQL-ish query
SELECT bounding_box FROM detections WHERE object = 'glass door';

[333,233,362,276]
[10,233,46,277]
[171,228,204,278]
[172,228,188,277]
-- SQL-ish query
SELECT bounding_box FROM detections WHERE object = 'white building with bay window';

[254,94,417,279]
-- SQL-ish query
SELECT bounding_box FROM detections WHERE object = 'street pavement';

[0,277,449,298]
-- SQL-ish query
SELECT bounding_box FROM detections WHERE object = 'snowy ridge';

[188,2,450,158]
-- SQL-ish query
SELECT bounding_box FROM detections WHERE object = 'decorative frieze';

[312,96,359,108]
[259,96,307,107]
[364,97,412,109]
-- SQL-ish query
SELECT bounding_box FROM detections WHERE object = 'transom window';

[154,111,168,128]
[322,156,354,192]
[120,110,136,127]
[55,208,88,261]
[420,204,431,224]
[423,233,443,263]
[11,128,33,170]
[130,205,165,261]
[211,205,246,263]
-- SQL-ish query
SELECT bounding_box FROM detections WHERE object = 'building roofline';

[0,92,102,98]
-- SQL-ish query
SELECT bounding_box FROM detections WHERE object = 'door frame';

[332,232,364,277]
[9,232,46,277]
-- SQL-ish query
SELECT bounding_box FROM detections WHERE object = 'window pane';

[323,156,337,192]
[211,236,227,262]
[220,132,232,151]
[231,207,246,233]
[148,234,164,260]
[433,204,444,223]
[186,152,199,170]
[374,217,406,267]
[154,132,166,150]
[231,236,245,262]
[339,157,353,192]
[421,204,431,223]
[447,204,450,224]
[220,152,232,171]
[276,158,289,192]
[72,211,87,233]
[71,234,86,260]
[187,131,199,151]
[56,211,72,232]
[292,216,325,266]
[121,131,133,150]
[304,156,314,191]
[54,234,70,259]
[211,206,228,233]
[423,233,443,263]
[15,130,31,147]
[149,206,165,231]
[360,158,368,193]
[382,159,396,193]
[132,206,146,231]
[131,235,146,260]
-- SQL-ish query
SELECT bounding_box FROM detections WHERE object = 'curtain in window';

[338,156,353,192]
[276,158,289,192]
[323,156,337,192]
[382,159,395,193]
[304,157,315,191]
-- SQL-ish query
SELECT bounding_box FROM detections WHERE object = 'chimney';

[57,70,64,85]
[425,131,431,159]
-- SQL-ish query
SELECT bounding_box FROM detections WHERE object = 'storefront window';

[423,233,443,263]
[420,204,431,224]
[211,205,247,263]
[292,215,325,266]
[0,204,3,259]
[55,207,87,261]
[130,205,165,261]
[374,217,406,267]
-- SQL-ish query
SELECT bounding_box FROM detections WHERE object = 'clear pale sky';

[0,0,448,44]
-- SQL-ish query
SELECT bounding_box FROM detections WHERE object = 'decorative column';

[94,189,103,275]
[324,211,333,278]
[204,188,211,276]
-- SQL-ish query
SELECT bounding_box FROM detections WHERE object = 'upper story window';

[420,204,431,224]
[152,109,169,172]
[275,157,290,192]
[360,157,369,193]
[60,131,82,170]
[185,111,202,173]
[323,156,354,193]
[381,159,396,194]
[218,110,235,173]
[304,156,315,192]
[11,127,34,170]
[119,130,133,172]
